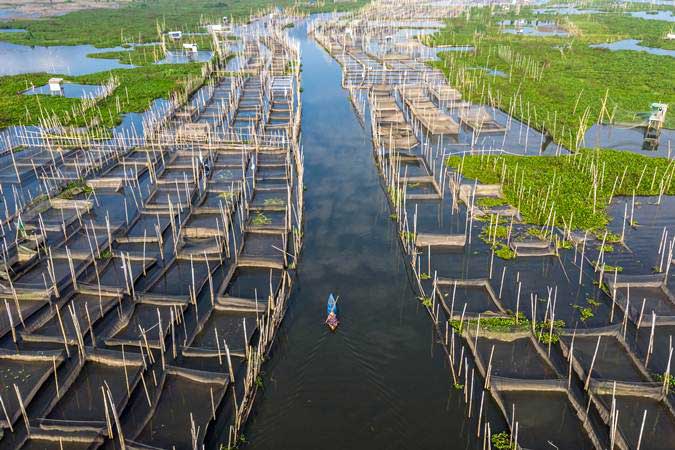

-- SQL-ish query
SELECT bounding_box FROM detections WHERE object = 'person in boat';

[325,294,339,331]
[325,310,339,331]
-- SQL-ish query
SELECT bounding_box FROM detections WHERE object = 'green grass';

[88,45,167,66]
[87,32,219,66]
[595,262,623,273]
[494,243,516,260]
[449,313,565,344]
[263,198,284,207]
[475,196,508,208]
[430,9,674,151]
[572,304,595,321]
[450,313,530,334]
[251,212,271,226]
[59,178,93,199]
[0,63,203,129]
[491,432,515,450]
[655,373,675,390]
[447,149,675,233]
[0,0,370,48]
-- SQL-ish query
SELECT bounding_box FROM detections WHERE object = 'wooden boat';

[325,293,339,331]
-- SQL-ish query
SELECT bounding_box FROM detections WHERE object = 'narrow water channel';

[238,24,488,450]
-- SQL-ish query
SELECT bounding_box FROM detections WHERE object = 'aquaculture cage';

[463,326,561,380]
[104,301,187,349]
[435,278,507,319]
[20,292,121,345]
[490,377,603,450]
[607,274,675,325]
[589,380,675,450]
[36,349,144,434]
[181,304,258,372]
[129,366,228,449]
[0,349,65,431]
[558,325,653,384]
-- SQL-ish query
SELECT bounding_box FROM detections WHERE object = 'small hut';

[649,103,668,130]
[48,78,64,95]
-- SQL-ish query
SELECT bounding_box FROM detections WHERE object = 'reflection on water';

[501,26,569,36]
[628,10,675,22]
[590,39,675,58]
[111,98,172,141]
[156,50,213,64]
[237,22,498,450]
[533,7,602,15]
[0,8,38,19]
[0,41,134,76]
[466,66,506,77]
[584,124,675,156]
[0,41,215,76]
[23,82,105,99]
[498,19,569,36]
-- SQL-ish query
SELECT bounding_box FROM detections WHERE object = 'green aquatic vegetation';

[449,310,564,342]
[0,0,354,48]
[285,60,300,75]
[572,304,595,321]
[587,298,602,308]
[263,198,284,207]
[450,312,530,334]
[475,196,508,208]
[494,243,516,260]
[255,375,264,389]
[491,432,515,450]
[99,249,113,260]
[59,178,93,199]
[598,243,614,253]
[420,273,432,280]
[526,227,548,241]
[536,319,566,344]
[474,213,508,224]
[430,11,674,150]
[556,238,573,250]
[453,382,464,390]
[387,186,403,204]
[222,433,249,450]
[400,231,416,242]
[478,221,515,260]
[602,231,622,244]
[251,213,271,226]
[447,150,675,233]
[655,373,675,390]
[88,45,167,66]
[420,296,433,307]
[389,213,398,221]
[0,64,204,129]
[593,262,623,273]
[479,225,509,243]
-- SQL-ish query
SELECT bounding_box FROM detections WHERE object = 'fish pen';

[0,10,303,450]
[308,1,675,448]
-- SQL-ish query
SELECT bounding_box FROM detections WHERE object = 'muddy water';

[238,24,497,449]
